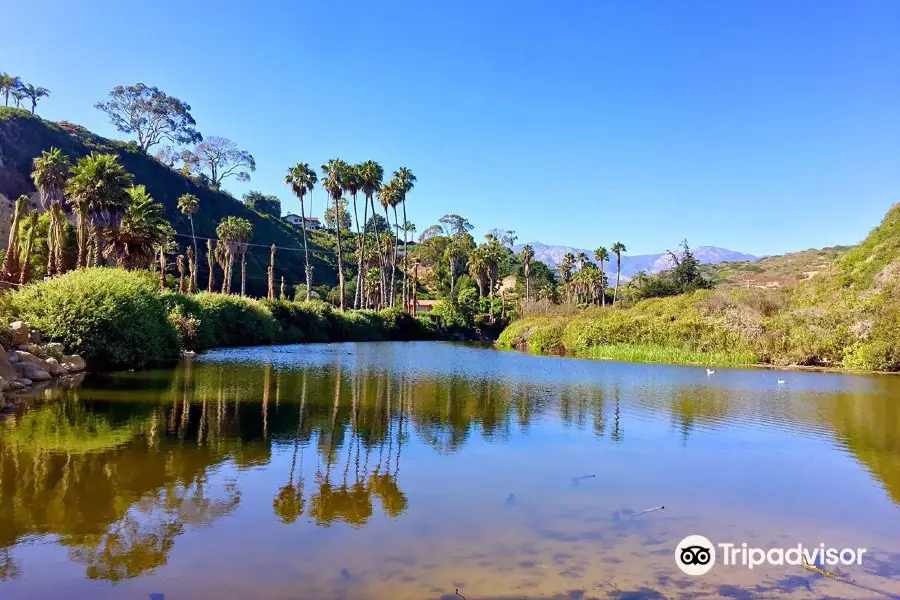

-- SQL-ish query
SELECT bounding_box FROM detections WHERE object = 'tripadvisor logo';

[674,535,867,576]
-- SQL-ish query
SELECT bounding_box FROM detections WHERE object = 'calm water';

[1,342,900,600]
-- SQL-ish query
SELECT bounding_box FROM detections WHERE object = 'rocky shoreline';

[0,320,86,395]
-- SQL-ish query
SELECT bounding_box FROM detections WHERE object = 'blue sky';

[2,0,899,256]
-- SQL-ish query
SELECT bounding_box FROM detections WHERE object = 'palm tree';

[105,185,169,269]
[235,221,253,296]
[18,213,39,285]
[31,148,71,277]
[343,164,365,309]
[321,159,350,311]
[1,195,27,282]
[521,244,534,301]
[285,162,317,301]
[611,241,626,306]
[594,247,609,306]
[378,180,400,307]
[206,238,215,292]
[560,252,575,304]
[576,251,589,270]
[10,87,27,109]
[0,74,20,106]
[66,153,133,268]
[215,217,241,294]
[177,193,200,261]
[467,247,489,298]
[21,84,49,115]
[358,161,384,307]
[393,167,416,308]
[445,239,463,296]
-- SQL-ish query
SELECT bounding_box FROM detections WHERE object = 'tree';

[31,148,71,276]
[667,239,711,293]
[594,247,609,306]
[321,159,350,311]
[521,244,534,301]
[439,214,474,237]
[21,84,49,114]
[242,191,281,217]
[105,185,170,269]
[365,214,390,235]
[216,216,252,295]
[445,239,464,296]
[378,180,402,307]
[1,195,28,281]
[65,153,133,267]
[418,224,444,242]
[182,137,255,189]
[285,162,318,301]
[576,251,589,270]
[359,161,385,307]
[94,83,201,152]
[11,87,27,109]
[0,74,21,106]
[18,213,39,284]
[343,165,364,309]
[611,241,626,306]
[177,193,200,281]
[323,197,352,231]
[393,167,416,308]
[560,252,575,303]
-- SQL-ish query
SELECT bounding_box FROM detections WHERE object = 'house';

[406,298,440,316]
[284,214,323,230]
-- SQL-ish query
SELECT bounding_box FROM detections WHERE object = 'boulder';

[8,321,31,346]
[0,348,18,381]
[0,378,10,392]
[44,357,66,376]
[14,351,52,371]
[61,354,86,373]
[8,381,26,390]
[17,363,50,381]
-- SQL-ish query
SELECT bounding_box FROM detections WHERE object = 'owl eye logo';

[680,545,712,566]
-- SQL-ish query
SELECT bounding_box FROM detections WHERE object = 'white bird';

[777,378,787,385]
[706,369,715,376]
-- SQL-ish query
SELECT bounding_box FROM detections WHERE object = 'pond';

[1,341,899,599]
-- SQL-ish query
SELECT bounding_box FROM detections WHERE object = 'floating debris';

[631,505,665,517]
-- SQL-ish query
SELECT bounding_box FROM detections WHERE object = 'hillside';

[0,107,337,296]
[500,204,900,372]
[513,241,757,279]
[702,246,850,289]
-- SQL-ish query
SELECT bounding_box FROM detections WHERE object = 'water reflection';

[0,342,899,598]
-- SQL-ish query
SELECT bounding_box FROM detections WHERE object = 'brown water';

[1,341,900,600]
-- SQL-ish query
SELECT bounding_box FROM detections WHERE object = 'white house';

[284,214,323,230]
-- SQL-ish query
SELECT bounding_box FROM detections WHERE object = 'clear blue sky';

[3,0,898,256]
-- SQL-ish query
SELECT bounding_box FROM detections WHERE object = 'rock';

[44,357,66,376]
[8,381,26,390]
[8,321,31,346]
[28,330,41,344]
[18,363,50,381]
[61,354,86,373]
[14,351,52,370]
[6,352,19,364]
[0,378,10,392]
[0,349,17,382]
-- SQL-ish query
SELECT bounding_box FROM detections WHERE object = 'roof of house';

[407,299,439,307]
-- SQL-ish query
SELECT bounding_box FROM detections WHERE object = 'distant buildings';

[284,214,323,230]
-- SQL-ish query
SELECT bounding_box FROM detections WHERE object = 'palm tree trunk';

[159,247,167,290]
[370,196,386,309]
[351,192,362,310]
[91,228,101,267]
[207,238,215,292]
[300,195,312,301]
[240,251,247,297]
[383,205,393,307]
[267,244,275,300]
[600,265,606,306]
[358,194,370,309]
[613,255,621,306]
[226,254,234,294]
[46,208,57,277]
[19,214,37,285]
[401,197,409,308]
[449,258,455,296]
[525,274,530,302]
[390,205,400,308]
[333,194,346,311]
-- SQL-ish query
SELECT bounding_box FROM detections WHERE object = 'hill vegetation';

[499,204,900,372]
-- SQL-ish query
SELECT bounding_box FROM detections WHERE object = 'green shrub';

[192,292,277,348]
[7,268,180,369]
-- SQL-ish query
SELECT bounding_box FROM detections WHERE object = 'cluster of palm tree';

[524,241,626,308]
[285,160,416,311]
[0,73,50,114]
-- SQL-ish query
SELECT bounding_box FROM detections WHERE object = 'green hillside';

[0,107,338,296]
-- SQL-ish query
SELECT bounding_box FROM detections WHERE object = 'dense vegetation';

[500,204,900,372]
[2,268,436,369]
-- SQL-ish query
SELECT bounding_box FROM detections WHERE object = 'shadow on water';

[0,341,899,597]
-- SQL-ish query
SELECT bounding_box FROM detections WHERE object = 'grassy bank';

[499,204,900,372]
[1,268,438,370]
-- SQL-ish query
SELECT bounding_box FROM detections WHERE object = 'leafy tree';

[21,83,49,114]
[667,239,711,293]
[94,83,201,152]
[181,136,255,189]
[439,214,474,237]
[242,190,281,217]
[285,162,318,301]
[418,224,443,242]
[11,86,27,108]
[324,197,352,231]
[66,153,133,267]
[611,242,626,306]
[31,147,72,276]
[0,74,22,106]
[365,213,390,235]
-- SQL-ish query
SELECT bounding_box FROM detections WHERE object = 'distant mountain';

[512,242,758,280]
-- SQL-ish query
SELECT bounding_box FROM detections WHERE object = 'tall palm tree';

[235,220,253,297]
[594,246,609,306]
[560,252,575,304]
[18,213,39,285]
[215,216,252,295]
[105,185,169,269]
[321,159,350,311]
[445,239,463,296]
[611,241,626,306]
[10,87,26,109]
[31,147,71,277]
[21,84,49,115]
[65,152,133,268]
[467,247,489,298]
[178,193,200,292]
[521,244,534,301]
[378,180,400,307]
[0,74,20,106]
[358,161,384,307]
[285,162,318,301]
[393,167,416,308]
[206,238,215,292]
[343,165,365,309]
[1,195,28,282]
[576,251,589,270]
